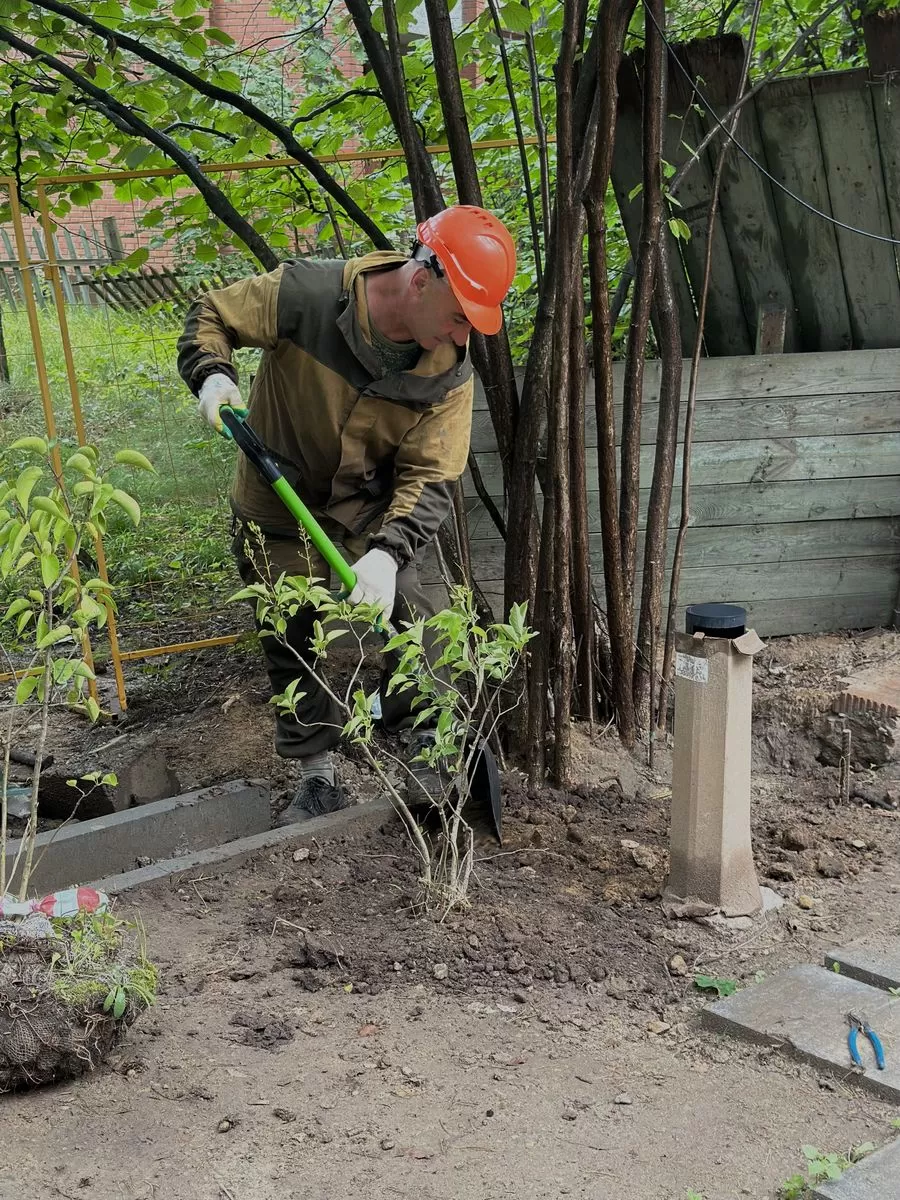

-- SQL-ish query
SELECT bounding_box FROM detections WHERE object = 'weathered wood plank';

[868,71,900,301]
[665,45,753,355]
[611,55,700,355]
[811,70,900,347]
[441,556,898,609]
[470,391,900,451]
[681,38,799,352]
[436,557,898,619]
[420,583,894,637]
[459,518,900,573]
[472,350,900,410]
[461,476,900,540]
[471,432,900,494]
[755,75,852,352]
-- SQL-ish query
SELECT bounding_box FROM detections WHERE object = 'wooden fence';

[435,349,900,636]
[0,216,231,312]
[612,30,900,357]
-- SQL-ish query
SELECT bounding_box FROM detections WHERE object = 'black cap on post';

[685,603,747,638]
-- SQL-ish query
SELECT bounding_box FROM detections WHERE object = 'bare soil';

[3,628,900,1200]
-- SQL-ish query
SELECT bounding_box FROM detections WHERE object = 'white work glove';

[349,548,398,616]
[198,372,247,435]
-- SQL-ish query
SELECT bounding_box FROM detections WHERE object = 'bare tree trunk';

[659,2,763,726]
[0,305,9,385]
[633,231,682,725]
[568,242,596,723]
[584,0,639,745]
[619,0,665,649]
[486,0,543,290]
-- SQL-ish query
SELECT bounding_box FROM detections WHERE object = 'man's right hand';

[198,373,247,434]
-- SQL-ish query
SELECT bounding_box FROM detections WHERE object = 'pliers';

[846,1012,886,1071]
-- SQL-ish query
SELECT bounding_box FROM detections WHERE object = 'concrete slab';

[702,964,900,1102]
[6,780,270,893]
[812,1137,900,1199]
[90,797,396,893]
[826,944,900,992]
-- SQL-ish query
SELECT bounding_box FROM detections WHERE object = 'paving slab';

[833,661,900,720]
[702,964,900,1101]
[6,780,269,893]
[825,944,900,992]
[812,1137,900,1199]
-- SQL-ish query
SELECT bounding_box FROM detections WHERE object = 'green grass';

[0,304,261,647]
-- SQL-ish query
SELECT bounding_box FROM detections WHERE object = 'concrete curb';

[90,797,397,894]
[9,780,270,893]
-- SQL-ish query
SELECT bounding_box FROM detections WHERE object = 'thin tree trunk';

[619,0,665,643]
[633,230,682,725]
[524,14,552,248]
[568,239,595,723]
[0,305,9,384]
[659,0,764,727]
[584,0,639,745]
[486,0,543,290]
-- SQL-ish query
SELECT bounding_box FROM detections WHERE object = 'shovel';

[218,407,502,843]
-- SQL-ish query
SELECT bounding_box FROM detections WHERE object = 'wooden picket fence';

[0,216,234,313]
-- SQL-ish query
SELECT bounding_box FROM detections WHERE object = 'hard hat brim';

[455,292,503,336]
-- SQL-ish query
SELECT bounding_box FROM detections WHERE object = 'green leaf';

[113,450,155,472]
[180,31,208,57]
[122,246,150,269]
[65,452,95,477]
[113,988,127,1019]
[16,609,34,636]
[10,436,48,456]
[40,552,60,589]
[173,0,199,15]
[109,489,141,527]
[693,974,737,998]
[500,1,533,31]
[15,466,42,510]
[36,623,72,650]
[2,597,30,624]
[205,26,235,45]
[14,673,39,704]
[668,217,691,242]
[86,696,101,723]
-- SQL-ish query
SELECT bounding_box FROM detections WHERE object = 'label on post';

[675,652,709,683]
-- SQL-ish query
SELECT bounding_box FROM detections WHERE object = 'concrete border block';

[7,780,270,893]
[702,964,900,1102]
[812,1137,900,1198]
[825,946,900,993]
[90,797,397,894]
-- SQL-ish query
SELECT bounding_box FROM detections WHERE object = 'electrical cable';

[640,0,900,246]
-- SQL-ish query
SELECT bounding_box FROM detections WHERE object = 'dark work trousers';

[232,519,440,758]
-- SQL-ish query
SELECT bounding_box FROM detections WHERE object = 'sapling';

[230,531,534,916]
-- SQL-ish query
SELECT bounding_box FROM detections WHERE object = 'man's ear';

[411,264,430,296]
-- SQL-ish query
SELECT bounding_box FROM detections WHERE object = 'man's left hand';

[349,548,397,615]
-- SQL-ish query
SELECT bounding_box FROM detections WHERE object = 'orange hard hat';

[415,205,516,335]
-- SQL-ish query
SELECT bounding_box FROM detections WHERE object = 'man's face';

[407,265,472,350]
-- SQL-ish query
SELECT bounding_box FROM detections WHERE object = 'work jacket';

[177,251,474,567]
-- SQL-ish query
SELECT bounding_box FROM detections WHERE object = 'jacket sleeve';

[176,267,285,396]
[369,377,474,569]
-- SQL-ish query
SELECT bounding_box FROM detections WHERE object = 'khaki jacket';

[177,252,474,567]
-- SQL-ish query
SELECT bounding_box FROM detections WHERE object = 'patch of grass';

[0,305,259,643]
[47,909,158,1019]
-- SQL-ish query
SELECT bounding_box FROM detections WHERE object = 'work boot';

[403,730,453,809]
[275,776,352,826]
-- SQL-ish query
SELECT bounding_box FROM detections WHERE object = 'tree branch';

[0,26,279,271]
[289,87,383,129]
[26,0,391,250]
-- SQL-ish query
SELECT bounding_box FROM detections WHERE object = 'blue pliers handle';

[847,1012,886,1071]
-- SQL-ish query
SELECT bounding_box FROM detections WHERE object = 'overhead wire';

[639,0,900,246]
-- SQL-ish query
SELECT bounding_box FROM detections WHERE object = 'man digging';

[177,206,515,825]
